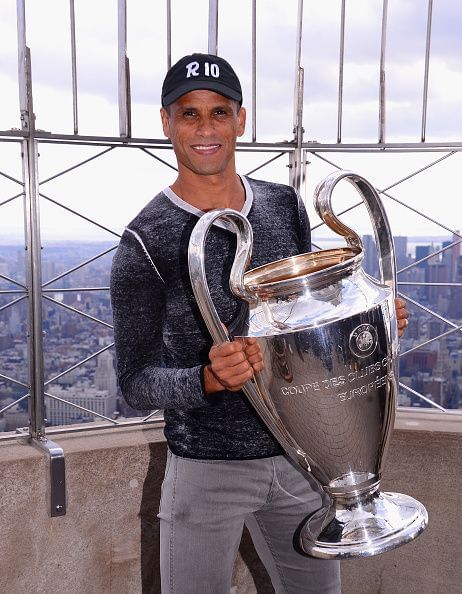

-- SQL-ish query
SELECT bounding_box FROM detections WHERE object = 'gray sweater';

[110,176,311,459]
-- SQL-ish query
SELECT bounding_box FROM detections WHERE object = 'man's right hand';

[204,338,263,394]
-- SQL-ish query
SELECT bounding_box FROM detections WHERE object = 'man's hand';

[395,297,409,337]
[204,338,263,394]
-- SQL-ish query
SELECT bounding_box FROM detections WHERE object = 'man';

[110,53,409,593]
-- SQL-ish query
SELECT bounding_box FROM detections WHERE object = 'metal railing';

[1,0,461,515]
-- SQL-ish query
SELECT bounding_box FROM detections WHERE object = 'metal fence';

[1,0,461,515]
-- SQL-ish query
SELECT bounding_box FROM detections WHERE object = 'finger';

[250,360,264,373]
[398,318,409,329]
[244,342,262,358]
[395,297,406,308]
[246,348,263,363]
[212,353,249,373]
[209,341,244,360]
[218,368,254,391]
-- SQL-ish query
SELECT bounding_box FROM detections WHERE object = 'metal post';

[16,0,66,517]
[251,0,257,142]
[337,0,346,143]
[421,0,433,142]
[290,0,304,191]
[118,0,131,138]
[16,0,29,132]
[70,0,78,135]
[208,0,219,55]
[378,0,388,144]
[166,0,172,69]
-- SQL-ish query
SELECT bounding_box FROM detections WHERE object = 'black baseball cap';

[161,53,243,107]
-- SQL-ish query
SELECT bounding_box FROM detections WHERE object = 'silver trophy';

[188,171,428,559]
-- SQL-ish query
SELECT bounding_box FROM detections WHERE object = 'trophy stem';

[300,487,428,559]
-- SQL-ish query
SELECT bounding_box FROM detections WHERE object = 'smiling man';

[110,53,408,594]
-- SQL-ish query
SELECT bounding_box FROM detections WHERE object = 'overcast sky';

[1,0,462,243]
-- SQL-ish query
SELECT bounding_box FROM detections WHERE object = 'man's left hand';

[395,297,409,337]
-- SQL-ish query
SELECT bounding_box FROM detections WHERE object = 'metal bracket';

[31,437,66,517]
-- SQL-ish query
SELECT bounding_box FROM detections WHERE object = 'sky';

[0,0,462,243]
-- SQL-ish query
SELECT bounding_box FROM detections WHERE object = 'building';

[362,234,378,278]
[45,382,117,426]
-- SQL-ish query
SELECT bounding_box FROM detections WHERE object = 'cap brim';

[162,81,242,106]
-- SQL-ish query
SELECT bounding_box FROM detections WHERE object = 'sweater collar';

[162,175,253,232]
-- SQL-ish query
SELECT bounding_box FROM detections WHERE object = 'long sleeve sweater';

[110,175,311,459]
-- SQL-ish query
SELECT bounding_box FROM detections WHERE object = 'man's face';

[160,90,246,178]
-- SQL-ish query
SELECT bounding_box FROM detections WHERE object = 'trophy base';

[301,490,428,559]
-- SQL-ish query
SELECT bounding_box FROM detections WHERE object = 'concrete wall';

[1,411,461,593]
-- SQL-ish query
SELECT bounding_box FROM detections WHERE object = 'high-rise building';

[45,382,117,426]
[94,350,117,394]
[362,234,378,277]
[415,245,431,269]
[394,236,408,272]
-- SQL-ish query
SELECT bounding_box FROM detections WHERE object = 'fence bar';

[0,168,23,185]
[337,0,345,143]
[5,132,462,152]
[0,372,28,389]
[40,147,114,185]
[69,0,78,135]
[251,0,257,142]
[245,151,287,176]
[378,0,388,144]
[117,0,131,138]
[40,192,122,238]
[42,245,118,288]
[0,295,27,313]
[401,324,462,357]
[0,191,25,208]
[290,0,304,191]
[17,37,45,440]
[16,0,28,130]
[41,287,110,292]
[399,382,446,412]
[399,292,462,336]
[208,0,219,55]
[43,294,113,329]
[22,134,46,439]
[45,343,114,387]
[399,282,462,288]
[0,272,26,289]
[421,0,433,142]
[166,0,172,68]
[45,392,120,425]
[380,151,455,194]
[292,0,304,131]
[0,393,29,415]
[140,147,179,171]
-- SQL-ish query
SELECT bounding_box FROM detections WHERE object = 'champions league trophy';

[188,171,428,559]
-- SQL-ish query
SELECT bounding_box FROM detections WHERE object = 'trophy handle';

[188,208,256,344]
[314,171,397,294]
[188,208,313,472]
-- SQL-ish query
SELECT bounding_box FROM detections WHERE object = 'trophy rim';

[244,247,362,296]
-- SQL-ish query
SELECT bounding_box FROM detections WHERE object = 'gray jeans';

[158,451,341,593]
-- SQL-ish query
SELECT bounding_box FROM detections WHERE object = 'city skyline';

[1,231,461,432]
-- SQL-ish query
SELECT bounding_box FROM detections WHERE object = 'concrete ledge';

[1,422,461,593]
[395,407,462,433]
